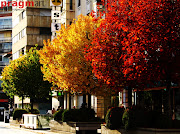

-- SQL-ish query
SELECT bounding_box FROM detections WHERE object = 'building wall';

[0,4,12,84]
[75,0,92,17]
[52,96,59,110]
[12,0,51,59]
[0,14,12,99]
[12,0,52,108]
[14,96,30,108]
[12,8,51,55]
[51,0,75,38]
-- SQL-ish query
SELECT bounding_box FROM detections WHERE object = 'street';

[0,126,38,134]
[0,122,56,134]
[0,123,37,134]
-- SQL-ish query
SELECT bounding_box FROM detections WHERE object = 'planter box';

[50,120,102,134]
[101,125,180,134]
[20,114,51,129]
[20,114,38,129]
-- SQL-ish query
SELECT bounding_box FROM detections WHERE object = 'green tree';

[1,47,52,111]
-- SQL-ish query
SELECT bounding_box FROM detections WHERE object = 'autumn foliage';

[85,0,180,91]
[39,15,102,93]
[1,56,26,98]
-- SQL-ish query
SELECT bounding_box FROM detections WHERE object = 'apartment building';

[0,2,12,109]
[12,0,52,113]
[12,0,51,60]
[0,3,12,73]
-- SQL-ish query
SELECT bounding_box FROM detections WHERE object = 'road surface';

[0,126,39,134]
[0,122,56,134]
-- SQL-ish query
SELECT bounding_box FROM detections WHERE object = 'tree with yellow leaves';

[39,15,103,94]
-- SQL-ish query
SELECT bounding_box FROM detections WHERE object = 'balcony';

[0,62,9,66]
[0,25,12,31]
[0,11,12,17]
[27,16,51,27]
[0,49,11,53]
[0,11,12,14]
[0,38,12,43]
[27,34,51,46]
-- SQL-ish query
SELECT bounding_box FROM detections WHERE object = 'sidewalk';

[0,121,58,134]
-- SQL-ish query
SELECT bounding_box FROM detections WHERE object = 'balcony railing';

[0,38,12,43]
[0,11,12,15]
[0,62,9,66]
[0,25,12,30]
[0,49,11,53]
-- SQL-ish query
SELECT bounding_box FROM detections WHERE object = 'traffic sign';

[51,23,61,32]
[51,10,61,20]
[50,0,63,6]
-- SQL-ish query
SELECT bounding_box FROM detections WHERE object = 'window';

[3,57,9,63]
[70,0,73,10]
[21,48,24,55]
[0,17,12,29]
[19,32,21,40]
[40,27,51,35]
[3,43,12,50]
[78,0,81,7]
[63,0,65,9]
[13,17,19,28]
[13,51,20,60]
[12,37,14,44]
[17,33,19,40]
[13,29,26,44]
[22,28,25,37]
[22,11,25,19]
[40,10,51,16]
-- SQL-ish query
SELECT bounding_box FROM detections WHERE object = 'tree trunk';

[164,73,172,120]
[128,87,132,107]
[22,95,24,109]
[136,89,140,106]
[31,98,34,113]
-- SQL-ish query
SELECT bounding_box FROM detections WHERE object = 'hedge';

[53,109,64,121]
[13,109,28,120]
[105,107,125,129]
[62,108,96,122]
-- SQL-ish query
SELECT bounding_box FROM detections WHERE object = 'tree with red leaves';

[86,0,179,117]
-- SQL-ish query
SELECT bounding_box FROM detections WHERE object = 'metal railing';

[0,25,12,29]
[0,11,12,13]
[0,49,11,53]
[0,38,12,43]
[0,62,9,66]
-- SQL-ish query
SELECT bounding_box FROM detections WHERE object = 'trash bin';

[0,107,4,121]
[4,110,9,123]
